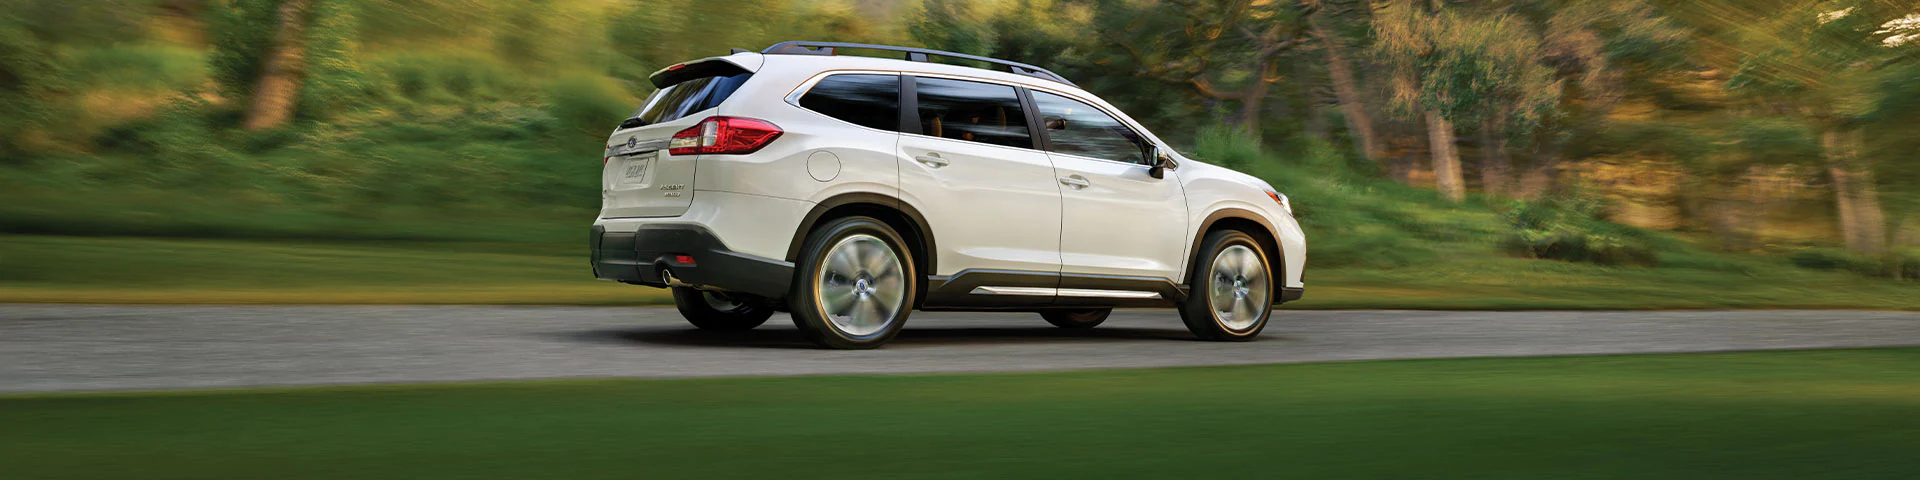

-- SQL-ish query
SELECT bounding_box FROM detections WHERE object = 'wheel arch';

[1190,208,1285,295]
[787,192,938,302]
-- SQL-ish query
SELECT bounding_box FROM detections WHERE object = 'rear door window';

[912,77,1033,149]
[634,72,752,125]
[1030,90,1147,164]
[798,74,901,131]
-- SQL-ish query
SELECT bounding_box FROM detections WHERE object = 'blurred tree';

[1375,1,1560,202]
[1085,0,1308,143]
[1302,0,1386,162]
[1721,0,1919,254]
[980,0,1088,68]
[210,0,279,106]
[214,0,370,129]
[0,9,61,158]
[1372,0,1677,202]
[910,0,995,56]
[297,0,368,120]
[0,0,156,156]
[241,0,311,130]
[608,0,879,91]
[1506,0,1686,198]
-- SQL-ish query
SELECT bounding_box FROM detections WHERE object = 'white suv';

[592,42,1305,349]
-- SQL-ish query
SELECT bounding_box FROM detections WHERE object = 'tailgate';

[602,118,697,218]
[601,55,761,218]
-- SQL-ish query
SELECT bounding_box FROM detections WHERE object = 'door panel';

[1051,155,1188,280]
[899,76,1062,277]
[899,137,1063,275]
[1029,89,1188,280]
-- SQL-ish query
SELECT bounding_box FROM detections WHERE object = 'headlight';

[1265,191,1292,215]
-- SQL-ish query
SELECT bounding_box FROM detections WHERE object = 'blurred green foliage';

[0,0,1916,302]
[1791,247,1920,280]
[1499,193,1662,267]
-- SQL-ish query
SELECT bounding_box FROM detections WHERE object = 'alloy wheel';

[1207,244,1270,331]
[814,233,907,337]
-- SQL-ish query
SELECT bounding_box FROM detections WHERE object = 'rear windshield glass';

[799,74,901,131]
[633,72,752,125]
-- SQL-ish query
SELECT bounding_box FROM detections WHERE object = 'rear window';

[798,74,900,131]
[632,72,753,126]
[912,77,1032,149]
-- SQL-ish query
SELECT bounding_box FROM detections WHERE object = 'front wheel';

[1179,230,1273,341]
[672,287,774,331]
[788,216,917,349]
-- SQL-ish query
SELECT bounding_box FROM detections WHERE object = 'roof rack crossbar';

[761,41,1076,86]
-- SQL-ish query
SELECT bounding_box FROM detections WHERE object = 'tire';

[1179,230,1274,341]
[1040,308,1111,329]
[787,216,917,349]
[672,287,774,331]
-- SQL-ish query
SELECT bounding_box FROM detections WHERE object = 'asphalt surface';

[4,305,1920,393]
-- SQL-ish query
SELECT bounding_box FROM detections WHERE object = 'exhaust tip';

[660,267,694,288]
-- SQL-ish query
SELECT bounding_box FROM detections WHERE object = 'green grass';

[1306,256,1920,310]
[4,349,1918,479]
[0,234,663,305]
[4,234,1915,309]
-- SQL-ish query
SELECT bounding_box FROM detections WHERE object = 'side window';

[1030,90,1147,164]
[798,74,901,131]
[635,72,752,125]
[912,77,1032,149]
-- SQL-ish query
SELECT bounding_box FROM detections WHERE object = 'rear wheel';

[788,216,916,349]
[1040,309,1111,329]
[672,287,774,331]
[1179,230,1273,341]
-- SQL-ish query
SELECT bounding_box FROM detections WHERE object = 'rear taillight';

[668,116,782,155]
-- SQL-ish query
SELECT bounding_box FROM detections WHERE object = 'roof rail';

[761,41,1076,87]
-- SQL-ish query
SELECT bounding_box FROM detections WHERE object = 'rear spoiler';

[647,53,763,89]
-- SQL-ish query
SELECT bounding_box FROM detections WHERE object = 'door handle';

[1058,176,1091,189]
[913,153,949,168]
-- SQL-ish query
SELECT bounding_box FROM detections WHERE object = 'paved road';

[3,305,1919,393]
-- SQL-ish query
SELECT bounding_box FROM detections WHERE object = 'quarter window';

[912,77,1032,149]
[1031,90,1148,164]
[798,74,901,132]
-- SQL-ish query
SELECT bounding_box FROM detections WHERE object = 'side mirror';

[1146,145,1172,179]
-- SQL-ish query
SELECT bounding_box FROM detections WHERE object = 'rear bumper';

[591,224,794,299]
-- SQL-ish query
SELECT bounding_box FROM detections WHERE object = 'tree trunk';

[1308,16,1385,162]
[1296,56,1330,143]
[1425,111,1465,202]
[243,0,313,131]
[1235,56,1275,145]
[1478,120,1511,197]
[1823,127,1887,254]
[1894,215,1918,250]
[1516,138,1565,200]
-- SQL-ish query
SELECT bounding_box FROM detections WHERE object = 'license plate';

[623,153,654,180]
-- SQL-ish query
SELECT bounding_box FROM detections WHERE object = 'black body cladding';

[592,224,794,300]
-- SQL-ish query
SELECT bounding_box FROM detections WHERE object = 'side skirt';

[920,269,1186,310]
